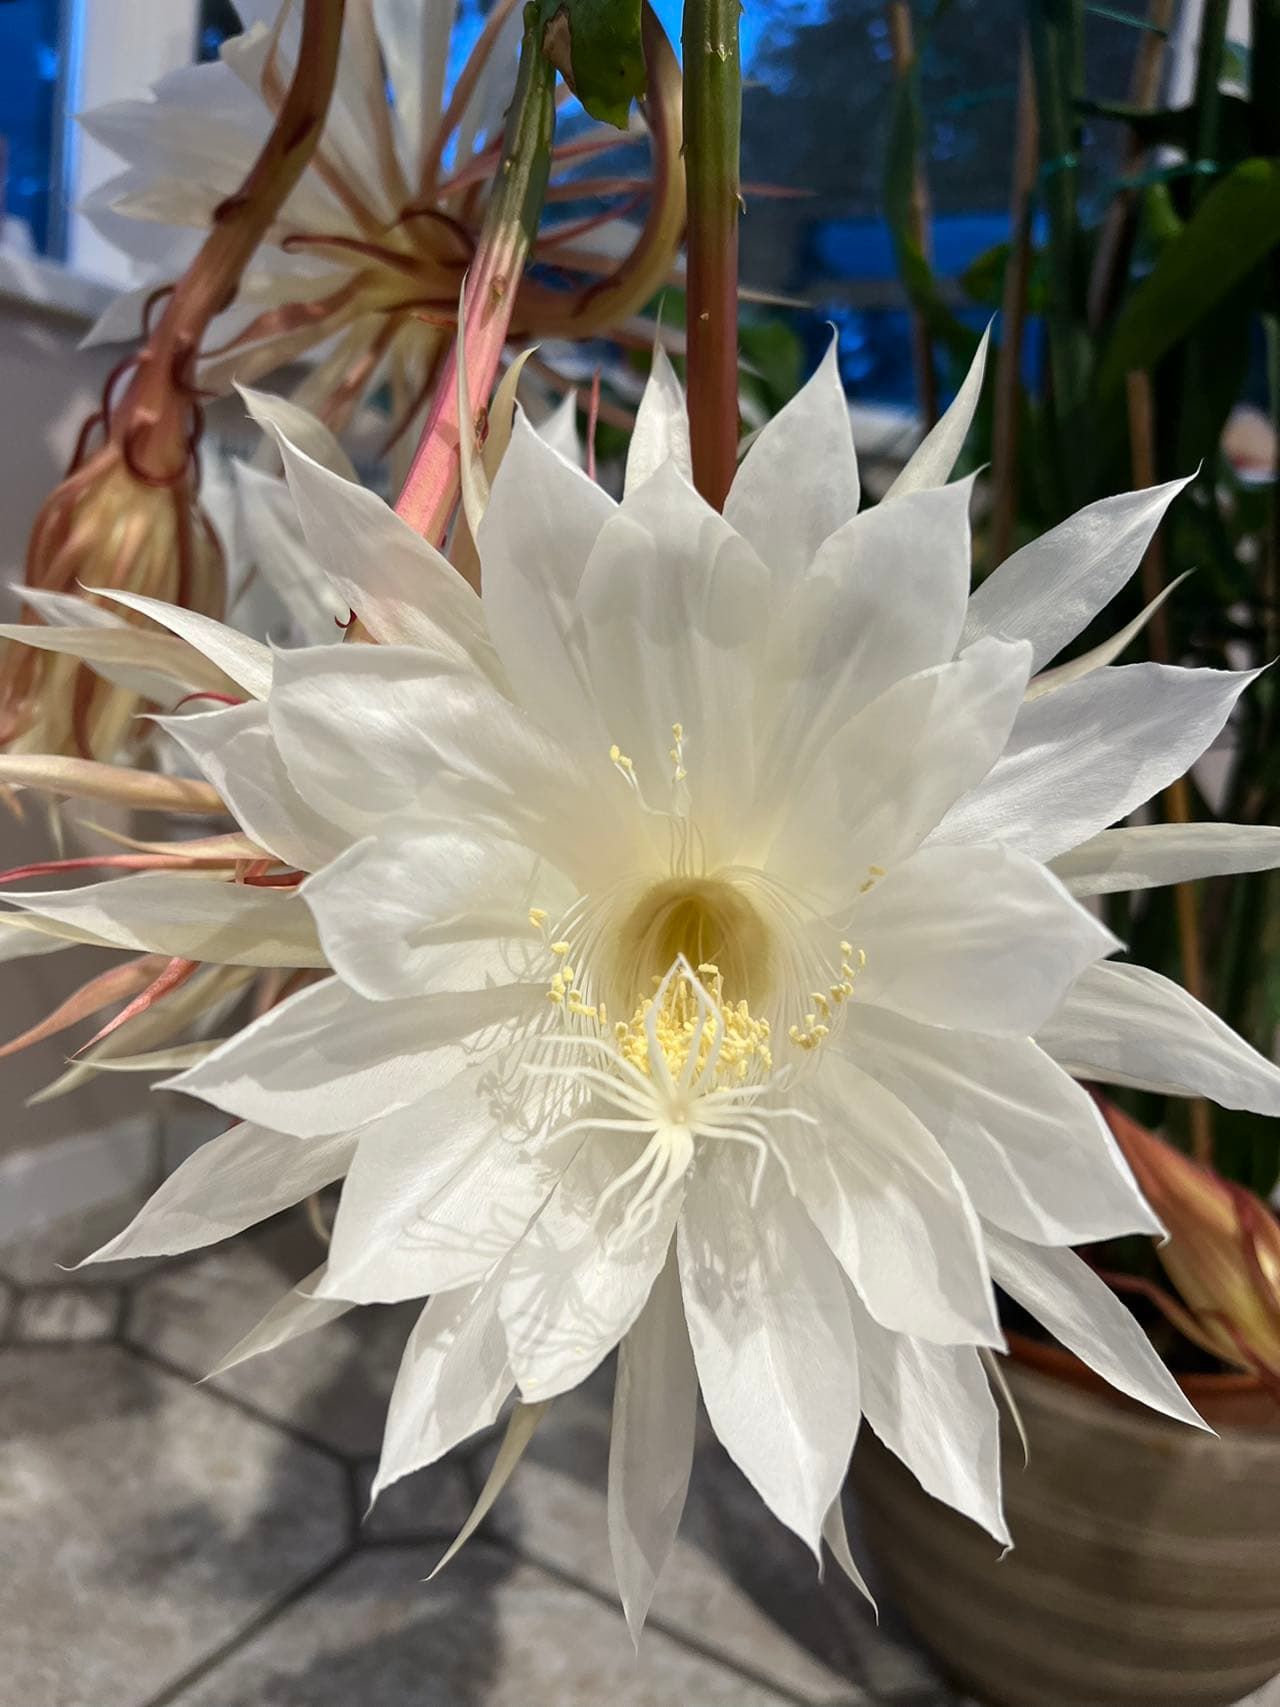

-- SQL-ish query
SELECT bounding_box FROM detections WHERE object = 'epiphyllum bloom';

[84,0,683,442]
[12,344,1280,1630]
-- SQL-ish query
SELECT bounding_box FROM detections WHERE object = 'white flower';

[81,0,683,435]
[10,338,1280,1634]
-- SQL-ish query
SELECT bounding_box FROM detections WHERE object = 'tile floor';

[2,1192,1278,1707]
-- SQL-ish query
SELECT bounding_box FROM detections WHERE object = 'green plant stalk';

[1191,0,1230,206]
[396,5,556,544]
[1025,0,1089,511]
[682,0,742,511]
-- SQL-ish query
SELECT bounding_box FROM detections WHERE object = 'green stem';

[396,5,555,545]
[1191,0,1230,205]
[682,0,742,511]
[1026,0,1089,511]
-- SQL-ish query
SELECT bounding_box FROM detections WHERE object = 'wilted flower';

[6,342,1280,1627]
[83,0,684,445]
[1100,1098,1280,1400]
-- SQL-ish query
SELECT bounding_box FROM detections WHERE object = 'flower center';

[614,876,773,1009]
[614,961,773,1089]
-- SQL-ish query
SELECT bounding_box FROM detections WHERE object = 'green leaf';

[537,0,645,129]
[1097,157,1280,395]
[1078,94,1251,161]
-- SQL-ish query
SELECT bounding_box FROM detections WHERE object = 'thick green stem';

[1191,0,1230,205]
[1026,0,1089,511]
[682,0,742,511]
[396,6,555,546]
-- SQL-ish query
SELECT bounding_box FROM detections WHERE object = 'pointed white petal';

[755,475,978,809]
[885,324,990,498]
[725,338,858,582]
[500,1132,680,1403]
[270,429,499,670]
[3,872,325,968]
[984,1227,1207,1429]
[210,1263,354,1376]
[575,464,769,860]
[1025,572,1193,699]
[846,1285,1011,1544]
[373,1281,513,1501]
[625,345,692,496]
[1038,960,1280,1114]
[86,586,273,700]
[157,700,350,871]
[796,1058,1001,1346]
[964,476,1193,672]
[766,638,1031,905]
[301,824,550,1001]
[820,1497,876,1607]
[238,383,358,480]
[167,973,542,1136]
[852,844,1118,1035]
[87,1124,357,1262]
[609,1250,698,1643]
[319,1072,555,1304]
[374,0,453,181]
[0,621,229,705]
[427,1400,548,1579]
[1051,822,1280,897]
[932,662,1262,862]
[841,1006,1159,1244]
[232,460,350,646]
[677,1150,859,1555]
[475,407,616,756]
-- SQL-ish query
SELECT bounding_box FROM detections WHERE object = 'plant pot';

[854,1340,1280,1707]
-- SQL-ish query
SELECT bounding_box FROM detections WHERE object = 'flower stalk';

[682,0,742,511]
[395,5,557,545]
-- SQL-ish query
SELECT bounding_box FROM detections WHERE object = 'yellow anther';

[869,865,886,878]
[547,988,565,1005]
[550,940,571,956]
[528,907,548,930]
[609,743,635,776]
[840,941,853,957]
[672,722,684,742]
[614,964,772,1085]
[697,962,720,978]
[811,992,830,1017]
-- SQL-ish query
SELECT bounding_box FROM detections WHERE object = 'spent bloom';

[6,341,1280,1626]
[82,0,684,443]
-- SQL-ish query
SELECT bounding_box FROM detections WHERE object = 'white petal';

[821,1498,876,1606]
[575,463,769,860]
[755,476,977,806]
[884,324,989,498]
[374,0,452,180]
[238,384,358,480]
[157,701,350,871]
[210,1264,354,1376]
[846,1286,1010,1545]
[302,824,551,1001]
[86,587,273,700]
[625,346,692,496]
[1037,960,1280,1114]
[167,973,542,1135]
[0,620,233,705]
[270,430,500,670]
[500,1132,680,1403]
[932,662,1261,862]
[983,1227,1207,1429]
[764,637,1031,905]
[840,1006,1159,1244]
[319,1072,554,1303]
[725,339,858,583]
[677,1149,859,1555]
[964,476,1193,673]
[852,844,1118,1034]
[267,644,625,879]
[1051,822,1280,897]
[372,1281,513,1501]
[475,407,616,757]
[3,872,325,968]
[87,1123,357,1261]
[1024,572,1192,699]
[609,1249,698,1643]
[232,460,350,646]
[796,1057,1001,1346]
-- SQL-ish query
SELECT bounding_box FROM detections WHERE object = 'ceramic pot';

[854,1341,1280,1707]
